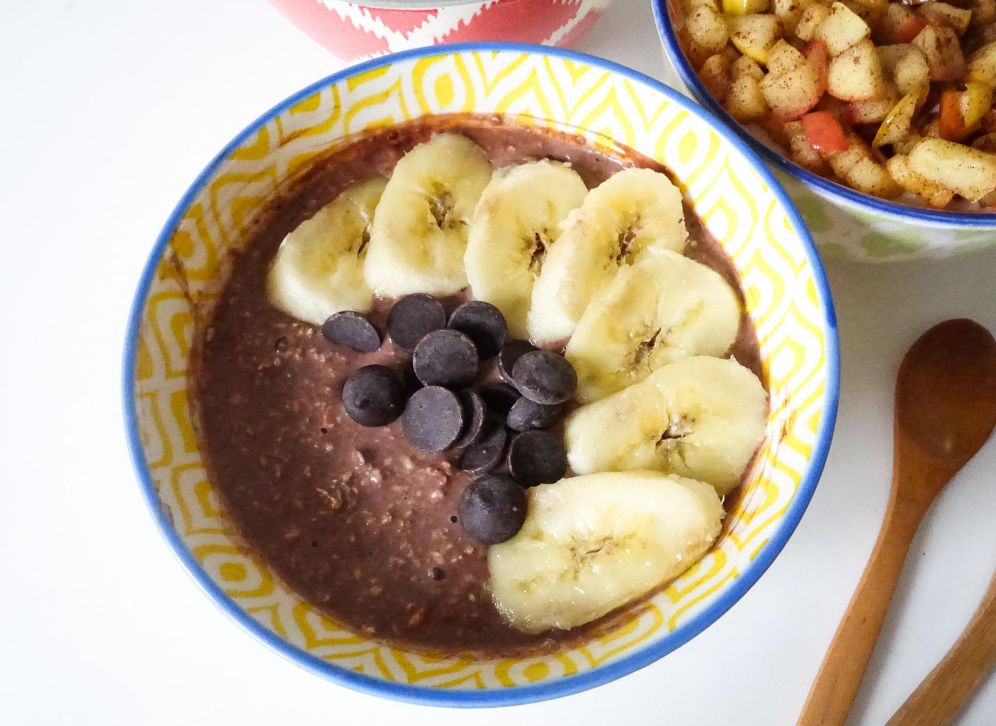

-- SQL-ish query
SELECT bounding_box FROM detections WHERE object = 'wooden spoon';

[887,571,996,726]
[798,318,996,726]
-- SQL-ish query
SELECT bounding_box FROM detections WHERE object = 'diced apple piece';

[761,63,822,120]
[878,44,931,100]
[784,119,829,171]
[939,82,994,140]
[886,154,956,207]
[700,54,732,102]
[723,0,770,14]
[729,14,784,64]
[795,4,831,41]
[687,5,730,62]
[878,4,927,44]
[826,138,902,198]
[850,84,900,124]
[919,3,972,36]
[802,110,851,150]
[908,138,996,200]
[726,75,770,121]
[815,2,871,55]
[804,39,830,94]
[873,87,922,146]
[967,42,996,86]
[767,39,808,75]
[828,39,887,101]
[773,0,805,33]
[973,132,996,153]
[912,25,966,81]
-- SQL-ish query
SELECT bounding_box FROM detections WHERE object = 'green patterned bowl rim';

[122,42,839,707]
[653,0,996,229]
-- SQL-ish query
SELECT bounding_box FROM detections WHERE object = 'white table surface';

[2,1,994,724]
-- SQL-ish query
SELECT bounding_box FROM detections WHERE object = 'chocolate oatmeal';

[194,115,764,657]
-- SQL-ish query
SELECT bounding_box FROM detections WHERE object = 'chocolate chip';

[387,294,447,351]
[412,329,479,388]
[321,311,381,353]
[448,301,507,358]
[498,340,538,383]
[454,390,487,448]
[401,386,464,452]
[430,567,446,581]
[458,474,527,544]
[511,350,577,404]
[342,365,406,427]
[274,336,289,353]
[459,421,509,474]
[480,383,520,416]
[507,430,567,486]
[507,397,562,432]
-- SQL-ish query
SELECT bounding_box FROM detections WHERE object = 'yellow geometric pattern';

[130,49,833,691]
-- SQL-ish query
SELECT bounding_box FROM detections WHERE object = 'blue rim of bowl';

[122,41,840,708]
[653,0,996,228]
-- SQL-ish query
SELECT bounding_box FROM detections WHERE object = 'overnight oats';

[193,115,769,657]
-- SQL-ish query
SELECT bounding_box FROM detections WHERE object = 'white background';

[1,1,994,724]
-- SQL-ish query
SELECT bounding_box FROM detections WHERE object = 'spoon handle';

[797,483,928,726]
[887,571,996,726]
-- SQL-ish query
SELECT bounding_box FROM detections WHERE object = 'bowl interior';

[126,44,837,705]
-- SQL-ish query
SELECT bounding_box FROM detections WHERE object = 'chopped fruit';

[873,87,923,146]
[918,3,971,36]
[908,138,996,200]
[804,40,830,94]
[767,38,808,75]
[850,84,900,124]
[786,119,830,171]
[726,74,770,120]
[676,0,996,208]
[724,0,770,14]
[967,42,996,85]
[687,4,731,63]
[886,154,956,207]
[729,14,784,63]
[938,82,994,141]
[828,39,887,100]
[488,472,725,634]
[815,2,872,56]
[912,25,966,81]
[802,110,851,151]
[762,61,823,120]
[700,53,733,102]
[795,4,831,41]
[879,4,926,44]
[564,356,767,493]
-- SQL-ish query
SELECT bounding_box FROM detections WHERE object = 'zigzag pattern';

[131,49,833,691]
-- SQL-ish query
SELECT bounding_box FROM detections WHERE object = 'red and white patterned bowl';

[268,0,613,61]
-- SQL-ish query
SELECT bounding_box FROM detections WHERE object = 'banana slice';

[363,133,492,297]
[465,161,588,338]
[565,356,767,494]
[566,250,741,403]
[267,176,386,325]
[488,471,724,634]
[527,168,688,344]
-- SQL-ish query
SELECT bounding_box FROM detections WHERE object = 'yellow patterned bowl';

[124,43,839,706]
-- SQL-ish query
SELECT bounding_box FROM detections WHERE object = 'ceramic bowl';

[267,0,613,61]
[124,43,838,706]
[654,0,996,262]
